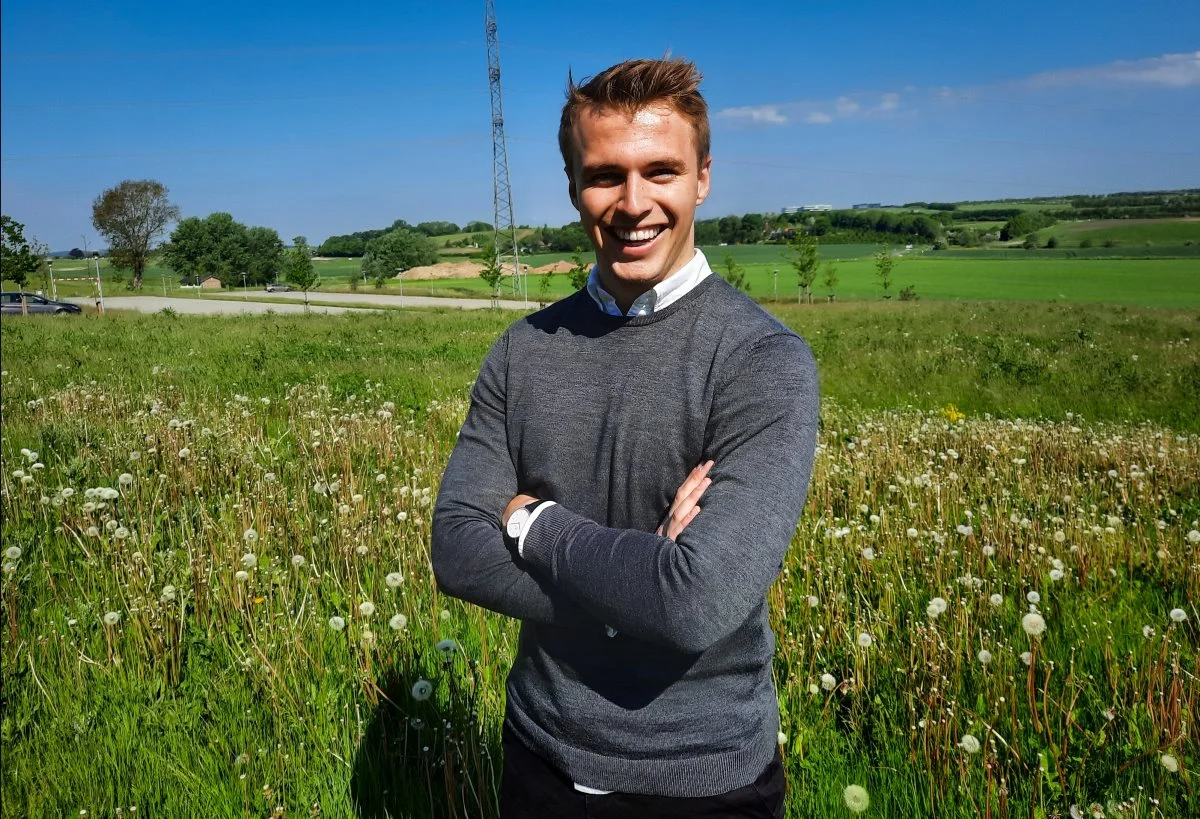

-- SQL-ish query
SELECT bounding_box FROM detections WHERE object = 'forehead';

[571,104,698,166]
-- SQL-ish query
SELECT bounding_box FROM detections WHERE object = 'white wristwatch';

[505,500,555,556]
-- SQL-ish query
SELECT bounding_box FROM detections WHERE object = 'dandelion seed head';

[385,572,404,589]
[358,601,376,618]
[241,553,257,569]
[1022,612,1047,637]
[959,734,981,754]
[1169,608,1187,623]
[290,554,306,568]
[235,570,250,582]
[1161,754,1179,773]
[389,614,407,630]
[843,784,870,814]
[4,546,21,560]
[1020,651,1033,666]
[927,597,948,618]
[989,593,1003,608]
[857,632,872,648]
[411,679,433,701]
[820,673,837,691]
[118,473,134,488]
[861,547,876,561]
[906,528,919,538]
[1143,625,1155,638]
[1049,569,1064,582]
[103,611,121,626]
[243,529,258,543]
[328,616,346,631]
[978,649,993,666]
[1026,591,1041,604]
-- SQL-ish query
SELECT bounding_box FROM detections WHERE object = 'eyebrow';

[581,159,689,175]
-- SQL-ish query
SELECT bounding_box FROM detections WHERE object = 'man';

[432,57,818,817]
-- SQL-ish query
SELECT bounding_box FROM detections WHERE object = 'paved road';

[65,291,530,315]
[67,296,367,315]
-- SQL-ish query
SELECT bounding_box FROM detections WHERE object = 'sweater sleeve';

[431,331,603,630]
[519,333,819,653]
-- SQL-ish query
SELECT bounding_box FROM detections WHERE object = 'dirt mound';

[533,260,578,274]
[398,260,531,280]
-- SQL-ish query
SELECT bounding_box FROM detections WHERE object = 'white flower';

[291,554,306,568]
[59,487,74,499]
[177,447,190,459]
[989,593,1003,608]
[396,511,408,522]
[1143,625,1155,638]
[906,528,919,538]
[118,473,134,488]
[806,595,819,608]
[86,526,100,538]
[843,784,870,814]
[1169,608,1188,623]
[958,734,981,754]
[1160,753,1179,773]
[1048,569,1064,582]
[808,683,820,695]
[358,601,376,618]
[436,638,457,660]
[103,611,121,626]
[978,649,993,666]
[777,730,788,746]
[857,632,873,648]
[4,546,21,561]
[982,545,995,557]
[385,572,404,589]
[375,473,387,483]
[160,585,177,603]
[820,673,837,691]
[100,487,119,501]
[1188,529,1200,544]
[241,553,257,569]
[113,526,130,540]
[861,547,876,561]
[389,613,407,630]
[956,524,973,537]
[1053,530,1066,543]
[360,629,376,648]
[927,597,948,619]
[328,616,346,631]
[235,570,249,582]
[1020,651,1033,666]
[1026,591,1041,605]
[411,679,433,701]
[1022,612,1047,637]
[243,528,258,543]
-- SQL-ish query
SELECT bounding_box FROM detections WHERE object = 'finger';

[668,477,711,535]
[672,460,714,507]
[668,505,702,540]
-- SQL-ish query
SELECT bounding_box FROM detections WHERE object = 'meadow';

[2,301,1197,818]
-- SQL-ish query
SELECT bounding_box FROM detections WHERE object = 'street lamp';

[48,258,57,300]
[395,267,405,299]
[773,269,778,302]
[241,271,248,299]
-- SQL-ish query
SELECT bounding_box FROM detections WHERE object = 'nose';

[617,173,649,217]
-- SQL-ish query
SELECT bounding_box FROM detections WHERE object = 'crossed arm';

[431,331,819,652]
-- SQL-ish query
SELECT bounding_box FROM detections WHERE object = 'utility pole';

[773,269,778,302]
[485,0,524,307]
[49,259,57,300]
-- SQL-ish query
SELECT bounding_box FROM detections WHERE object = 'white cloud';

[835,97,859,115]
[878,92,900,111]
[1022,51,1200,90]
[716,104,787,125]
[806,111,834,124]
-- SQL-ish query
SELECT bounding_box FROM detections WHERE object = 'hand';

[657,460,714,540]
[502,493,539,527]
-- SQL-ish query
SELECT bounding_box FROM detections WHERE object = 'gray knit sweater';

[432,275,819,797]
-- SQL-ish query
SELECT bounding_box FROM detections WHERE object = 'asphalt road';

[231,289,529,310]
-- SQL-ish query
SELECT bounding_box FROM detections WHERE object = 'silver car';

[0,292,83,315]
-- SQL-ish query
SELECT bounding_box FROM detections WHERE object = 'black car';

[0,292,83,315]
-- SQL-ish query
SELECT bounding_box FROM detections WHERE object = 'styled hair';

[558,57,710,170]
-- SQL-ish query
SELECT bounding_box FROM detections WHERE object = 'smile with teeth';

[611,226,665,243]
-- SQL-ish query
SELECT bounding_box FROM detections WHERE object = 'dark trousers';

[499,724,786,818]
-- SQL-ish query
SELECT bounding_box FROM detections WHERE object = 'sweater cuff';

[520,502,581,575]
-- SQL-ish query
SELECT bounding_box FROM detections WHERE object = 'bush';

[1045,236,1059,249]
[1079,238,1094,249]
[898,285,919,301]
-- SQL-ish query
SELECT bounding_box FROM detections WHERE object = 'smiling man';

[432,58,819,817]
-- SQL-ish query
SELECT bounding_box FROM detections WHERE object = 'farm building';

[200,276,222,289]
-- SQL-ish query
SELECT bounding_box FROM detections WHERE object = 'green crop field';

[1040,219,1200,246]
[2,301,1198,818]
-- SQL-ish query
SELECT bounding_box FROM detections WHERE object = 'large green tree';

[360,228,438,280]
[161,213,283,286]
[1,216,42,287]
[91,179,179,289]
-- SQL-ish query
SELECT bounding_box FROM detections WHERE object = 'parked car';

[265,282,292,292]
[0,292,82,315]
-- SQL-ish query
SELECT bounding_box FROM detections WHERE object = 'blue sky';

[2,0,1198,250]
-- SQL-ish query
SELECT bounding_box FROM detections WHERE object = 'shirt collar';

[586,249,712,317]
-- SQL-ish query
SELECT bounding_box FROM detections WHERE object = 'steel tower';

[485,0,523,304]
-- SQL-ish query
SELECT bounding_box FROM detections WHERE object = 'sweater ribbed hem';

[519,502,580,576]
[504,696,779,798]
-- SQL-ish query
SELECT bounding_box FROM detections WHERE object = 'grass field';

[2,302,1198,817]
[1040,219,1200,247]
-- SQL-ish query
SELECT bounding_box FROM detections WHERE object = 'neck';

[596,247,698,313]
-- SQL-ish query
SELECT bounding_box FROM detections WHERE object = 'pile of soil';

[533,260,578,274]
[398,260,531,280]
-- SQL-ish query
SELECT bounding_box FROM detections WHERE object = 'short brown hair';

[558,57,710,170]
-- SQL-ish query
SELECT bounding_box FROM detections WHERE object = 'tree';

[537,269,555,307]
[1,216,42,287]
[478,242,504,307]
[68,248,86,259]
[567,248,590,290]
[91,179,179,289]
[1044,236,1059,249]
[244,226,284,285]
[721,253,750,293]
[821,261,839,302]
[161,214,283,287]
[360,228,438,281]
[874,247,895,297]
[787,230,819,303]
[285,237,320,307]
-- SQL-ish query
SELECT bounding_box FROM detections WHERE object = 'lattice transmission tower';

[484,0,524,304]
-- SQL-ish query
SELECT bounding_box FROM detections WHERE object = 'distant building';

[853,203,882,210]
[200,276,223,289]
[801,204,832,212]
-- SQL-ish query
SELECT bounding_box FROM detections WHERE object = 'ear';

[696,155,712,206]
[566,167,579,210]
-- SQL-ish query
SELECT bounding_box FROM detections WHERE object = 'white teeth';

[614,227,662,242]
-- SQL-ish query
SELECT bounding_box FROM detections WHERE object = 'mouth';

[607,225,666,248]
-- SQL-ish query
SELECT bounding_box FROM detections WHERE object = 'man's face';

[567,105,711,304]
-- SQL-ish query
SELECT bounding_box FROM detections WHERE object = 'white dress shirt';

[586,249,712,317]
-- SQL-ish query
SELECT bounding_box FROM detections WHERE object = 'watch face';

[507,509,528,538]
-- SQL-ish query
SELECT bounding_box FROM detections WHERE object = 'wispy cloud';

[1021,51,1200,90]
[715,52,1199,128]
